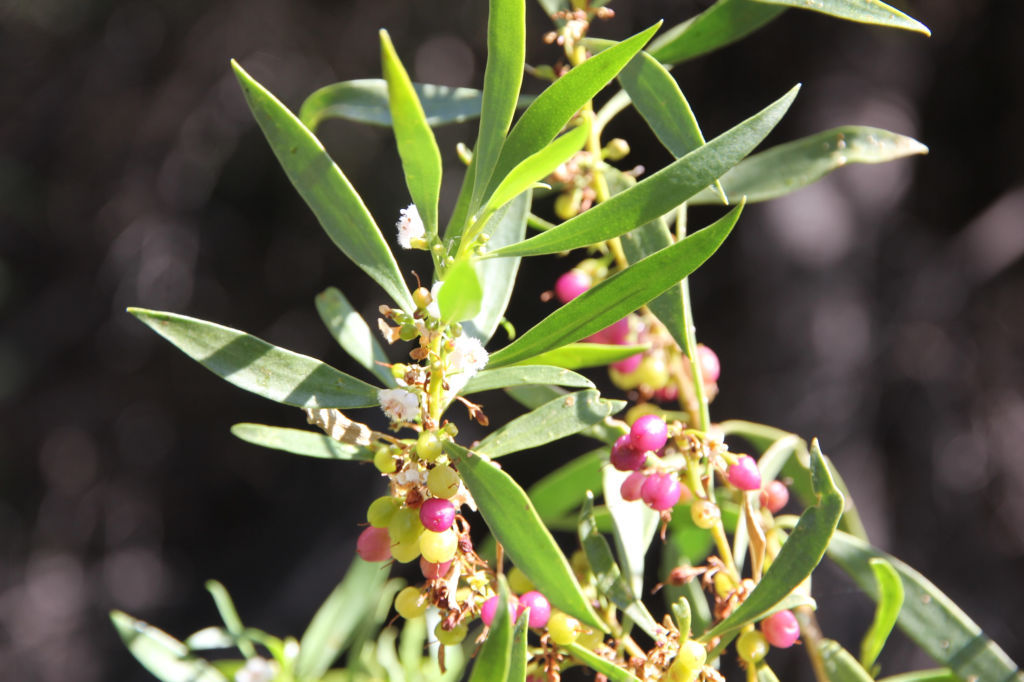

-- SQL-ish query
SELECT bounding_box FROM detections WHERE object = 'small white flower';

[445,334,489,395]
[426,280,443,320]
[396,467,427,486]
[378,387,420,423]
[396,203,425,249]
[235,658,276,682]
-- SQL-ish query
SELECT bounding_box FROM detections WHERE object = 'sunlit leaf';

[603,467,659,596]
[468,578,513,682]
[507,613,529,682]
[647,0,785,65]
[205,581,254,658]
[528,447,607,523]
[438,259,484,324]
[184,627,235,651]
[876,669,959,682]
[111,611,227,682]
[752,0,929,35]
[618,213,686,351]
[820,639,874,682]
[860,557,904,671]
[510,342,648,370]
[230,423,369,461]
[461,365,594,396]
[564,643,642,682]
[618,51,706,158]
[315,286,395,387]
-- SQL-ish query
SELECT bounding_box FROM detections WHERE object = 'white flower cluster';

[377,387,420,423]
[445,334,489,395]
[396,203,425,249]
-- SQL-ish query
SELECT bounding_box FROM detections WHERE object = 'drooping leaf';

[689,126,928,204]
[485,86,795,259]
[445,442,606,631]
[820,639,875,682]
[828,531,1024,682]
[475,389,624,458]
[507,612,529,682]
[468,578,513,682]
[510,342,648,370]
[205,581,255,658]
[230,423,370,461]
[130,308,380,409]
[700,439,843,642]
[461,365,594,396]
[603,467,659,596]
[751,0,930,35]
[111,611,228,682]
[647,0,785,65]
[231,61,412,311]
[437,259,484,324]
[380,30,443,236]
[564,643,643,682]
[528,446,607,523]
[315,286,395,387]
[294,557,390,680]
[579,493,661,639]
[488,205,742,368]
[860,557,905,671]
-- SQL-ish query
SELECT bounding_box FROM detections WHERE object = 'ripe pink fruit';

[761,609,800,648]
[481,594,518,627]
[630,414,668,453]
[611,352,642,374]
[610,434,647,471]
[356,526,392,562]
[620,471,646,501]
[555,269,591,303]
[420,556,453,580]
[760,480,790,513]
[697,344,720,383]
[641,472,682,511]
[727,455,762,491]
[419,498,456,532]
[517,590,551,628]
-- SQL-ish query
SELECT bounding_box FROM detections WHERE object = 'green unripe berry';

[507,566,534,595]
[737,630,769,664]
[554,189,582,221]
[412,287,432,310]
[391,363,407,378]
[373,446,397,473]
[636,354,670,390]
[395,586,428,619]
[388,507,424,544]
[547,611,581,646]
[390,535,421,563]
[427,464,461,498]
[713,571,736,598]
[434,621,468,646]
[602,137,631,161]
[577,626,604,650]
[416,431,443,462]
[665,658,700,682]
[609,366,643,391]
[676,640,707,670]
[419,528,458,564]
[399,323,419,341]
[367,496,400,528]
[625,402,661,426]
[690,499,721,530]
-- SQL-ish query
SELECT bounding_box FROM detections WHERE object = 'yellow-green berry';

[508,566,534,595]
[737,630,769,664]
[390,535,421,563]
[395,586,428,619]
[676,640,707,670]
[416,431,443,462]
[419,528,458,564]
[388,507,424,544]
[373,446,397,473]
[427,464,460,499]
[435,621,468,646]
[367,496,400,528]
[690,499,721,530]
[547,611,581,646]
[412,287,432,310]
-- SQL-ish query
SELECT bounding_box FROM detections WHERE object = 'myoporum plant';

[112,1,1023,681]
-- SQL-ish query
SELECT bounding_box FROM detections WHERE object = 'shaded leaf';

[752,0,929,35]
[511,342,648,370]
[619,213,686,351]
[820,639,875,682]
[461,365,594,396]
[184,627,235,651]
[205,581,254,658]
[648,0,785,65]
[618,51,706,158]
[528,447,607,523]
[469,578,513,682]
[876,670,959,682]
[111,611,227,682]
[860,557,904,671]
[438,259,483,324]
[603,467,659,596]
[507,613,529,682]
[130,308,380,409]
[231,423,369,461]
[315,286,395,387]
[564,643,642,682]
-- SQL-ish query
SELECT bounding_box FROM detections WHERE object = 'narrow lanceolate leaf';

[534,0,569,20]
[129,308,380,409]
[380,30,443,236]
[828,531,1024,682]
[469,578,513,682]
[701,439,843,642]
[488,205,742,368]
[689,126,928,204]
[619,215,686,351]
[486,22,661,194]
[618,51,706,159]
[232,61,413,311]
[475,389,621,458]
[604,467,659,596]
[315,287,394,387]
[580,493,661,639]
[471,0,526,211]
[294,558,389,680]
[757,664,783,682]
[461,365,593,396]
[437,259,483,324]
[876,670,959,682]
[564,643,642,682]
[445,442,606,631]
[230,423,370,461]
[507,613,529,682]
[486,86,796,259]
[511,343,648,371]
[860,557,904,671]
[528,446,607,523]
[299,79,485,130]
[111,611,227,682]
[820,639,875,682]
[751,0,930,35]
[205,581,255,659]
[647,0,786,66]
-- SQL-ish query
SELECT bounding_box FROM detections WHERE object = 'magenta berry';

[610,434,647,471]
[620,471,646,501]
[727,455,762,491]
[420,556,453,580]
[555,269,591,303]
[761,609,800,648]
[629,414,668,453]
[641,472,682,511]
[600,317,630,344]
[697,344,720,383]
[356,526,392,562]
[760,480,790,513]
[517,590,551,628]
[419,498,456,532]
[481,594,518,627]
[611,352,642,374]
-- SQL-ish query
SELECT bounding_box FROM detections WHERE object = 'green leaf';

[488,205,743,368]
[689,126,928,204]
[184,626,235,651]
[619,215,686,351]
[205,581,255,658]
[661,541,712,636]
[299,80,485,130]
[528,447,607,522]
[471,0,526,212]
[860,557,904,671]
[603,467,659,596]
[828,531,1024,682]
[461,365,594,396]
[507,613,529,682]
[563,643,642,682]
[445,442,606,631]
[111,611,227,682]
[579,493,661,639]
[751,0,930,35]
[129,308,381,409]
[487,22,660,193]
[230,423,370,461]
[648,0,786,65]
[231,61,413,311]
[701,439,843,642]
[437,259,484,324]
[510,342,648,370]
[757,663,782,682]
[475,389,623,458]
[469,578,513,682]
[671,596,692,640]
[820,639,875,682]
[485,86,796,259]
[534,0,569,20]
[295,557,390,680]
[464,191,530,342]
[315,286,395,387]
[876,670,960,682]
[618,51,706,158]
[380,30,443,236]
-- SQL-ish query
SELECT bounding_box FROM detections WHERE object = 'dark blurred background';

[1,0,1022,679]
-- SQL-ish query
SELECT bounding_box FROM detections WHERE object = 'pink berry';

[641,472,682,511]
[419,498,456,532]
[654,384,679,403]
[620,471,646,501]
[610,434,647,471]
[601,317,630,344]
[517,590,551,629]
[555,269,591,303]
[761,609,800,648]
[697,344,720,383]
[420,556,453,580]
[356,526,392,562]
[630,414,668,453]
[481,594,518,627]
[611,352,642,374]
[727,455,762,491]
[760,480,790,513]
